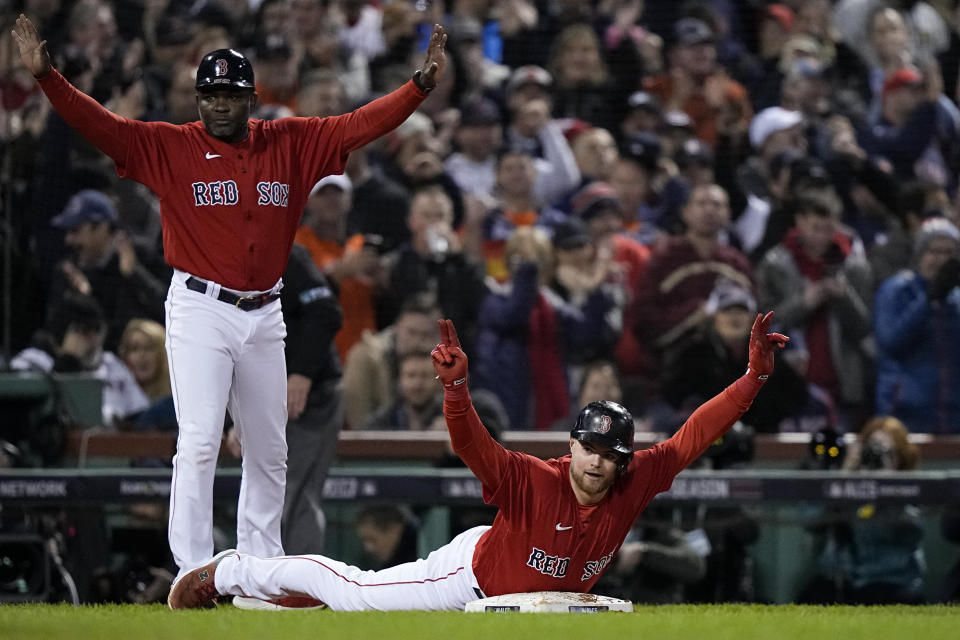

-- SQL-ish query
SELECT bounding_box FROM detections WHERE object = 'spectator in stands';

[756,189,874,428]
[380,111,464,233]
[875,218,960,433]
[550,358,624,431]
[295,174,380,364]
[634,183,753,362]
[661,279,808,434]
[472,227,617,430]
[547,23,622,132]
[732,107,807,256]
[570,126,619,184]
[295,69,348,118]
[382,186,486,347]
[11,293,148,428]
[46,189,167,352]
[800,415,925,604]
[869,180,951,285]
[118,319,176,430]
[354,505,419,571]
[567,181,651,389]
[343,145,411,251]
[444,97,503,204]
[619,91,663,139]
[470,148,567,282]
[644,17,752,147]
[859,62,960,190]
[343,294,441,430]
[362,351,443,431]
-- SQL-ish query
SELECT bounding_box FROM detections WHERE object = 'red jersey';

[36,69,427,291]
[443,374,762,597]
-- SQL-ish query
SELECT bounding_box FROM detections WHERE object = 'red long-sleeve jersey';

[36,69,426,291]
[443,374,763,597]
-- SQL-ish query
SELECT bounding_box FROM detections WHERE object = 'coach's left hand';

[419,24,448,89]
[748,311,789,380]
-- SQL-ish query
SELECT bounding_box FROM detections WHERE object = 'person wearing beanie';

[874,216,960,432]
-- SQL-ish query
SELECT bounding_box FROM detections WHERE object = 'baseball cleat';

[233,595,327,611]
[168,548,237,610]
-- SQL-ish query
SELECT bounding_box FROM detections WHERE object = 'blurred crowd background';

[3,0,960,606]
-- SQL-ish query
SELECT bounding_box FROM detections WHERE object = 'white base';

[464,592,633,613]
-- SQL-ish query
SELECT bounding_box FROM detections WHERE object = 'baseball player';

[167,313,788,610]
[11,14,448,584]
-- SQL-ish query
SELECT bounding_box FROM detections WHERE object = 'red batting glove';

[431,318,469,389]
[747,311,790,380]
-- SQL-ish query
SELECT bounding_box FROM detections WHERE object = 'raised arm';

[661,312,789,472]
[12,13,135,162]
[335,24,448,153]
[431,318,512,487]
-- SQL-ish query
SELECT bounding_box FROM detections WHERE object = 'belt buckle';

[235,294,258,309]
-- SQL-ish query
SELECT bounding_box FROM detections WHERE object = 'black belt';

[185,276,280,311]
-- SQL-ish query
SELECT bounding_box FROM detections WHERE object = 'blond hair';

[119,319,171,400]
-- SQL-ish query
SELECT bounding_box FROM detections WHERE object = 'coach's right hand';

[431,319,468,389]
[11,14,51,78]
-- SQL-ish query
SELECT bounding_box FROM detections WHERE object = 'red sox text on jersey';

[190,181,289,208]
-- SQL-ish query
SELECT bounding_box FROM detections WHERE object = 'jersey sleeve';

[442,385,521,497]
[36,68,177,193]
[279,80,427,184]
[630,374,764,495]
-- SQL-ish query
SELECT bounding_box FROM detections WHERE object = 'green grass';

[1,603,958,640]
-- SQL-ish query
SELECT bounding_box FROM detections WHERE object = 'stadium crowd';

[3,0,960,605]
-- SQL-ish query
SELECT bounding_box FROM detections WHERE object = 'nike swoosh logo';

[555,524,573,531]
[205,152,221,159]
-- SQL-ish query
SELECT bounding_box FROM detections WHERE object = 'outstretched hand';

[431,318,468,389]
[11,14,51,78]
[748,311,789,380]
[419,24,448,89]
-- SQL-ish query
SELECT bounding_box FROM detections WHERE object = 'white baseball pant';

[166,269,288,580]
[215,525,490,611]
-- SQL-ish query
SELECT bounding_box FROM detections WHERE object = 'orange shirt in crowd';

[294,227,375,363]
[643,73,752,147]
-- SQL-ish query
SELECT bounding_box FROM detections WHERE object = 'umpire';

[280,244,344,553]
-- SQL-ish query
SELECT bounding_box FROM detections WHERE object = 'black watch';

[412,70,434,94]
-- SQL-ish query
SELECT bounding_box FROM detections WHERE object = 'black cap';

[552,217,591,250]
[460,97,501,127]
[673,18,715,46]
[620,132,661,172]
[196,48,255,91]
[675,138,714,167]
[627,91,662,114]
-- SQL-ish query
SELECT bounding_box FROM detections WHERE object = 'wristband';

[412,70,434,93]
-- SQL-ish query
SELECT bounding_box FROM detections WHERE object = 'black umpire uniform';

[280,244,344,554]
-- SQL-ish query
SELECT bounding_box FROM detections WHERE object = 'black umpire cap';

[196,49,255,91]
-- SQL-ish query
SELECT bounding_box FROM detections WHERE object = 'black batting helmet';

[195,49,255,91]
[570,401,635,471]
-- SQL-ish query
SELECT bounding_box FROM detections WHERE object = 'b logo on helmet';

[598,415,611,434]
[215,59,229,77]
